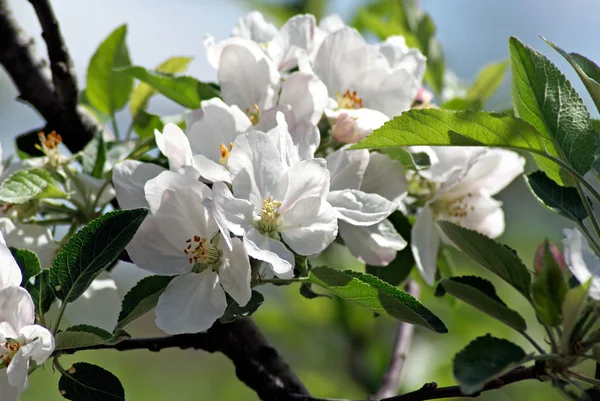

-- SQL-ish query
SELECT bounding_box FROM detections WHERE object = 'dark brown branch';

[371,281,420,400]
[56,318,310,401]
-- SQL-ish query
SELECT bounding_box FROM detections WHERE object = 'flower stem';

[520,330,547,355]
[255,277,309,287]
[567,370,600,387]
[575,182,600,250]
[51,298,69,335]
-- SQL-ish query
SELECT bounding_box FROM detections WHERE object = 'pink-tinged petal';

[411,206,440,286]
[328,189,396,226]
[437,194,505,239]
[113,160,166,210]
[360,152,408,203]
[563,228,600,300]
[219,237,252,306]
[144,170,211,214]
[218,41,280,111]
[0,287,34,333]
[279,71,328,125]
[19,325,54,364]
[155,123,194,172]
[268,14,317,71]
[325,107,389,140]
[245,228,294,279]
[338,220,406,266]
[280,159,330,212]
[155,272,227,334]
[326,147,369,191]
[281,197,338,255]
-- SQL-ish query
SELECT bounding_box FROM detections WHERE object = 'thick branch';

[57,318,310,401]
[371,281,420,399]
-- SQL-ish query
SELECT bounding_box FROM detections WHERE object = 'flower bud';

[533,241,565,275]
[331,113,367,144]
[413,87,434,108]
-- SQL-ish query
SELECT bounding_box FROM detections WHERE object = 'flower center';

[433,193,475,225]
[336,89,363,109]
[220,142,234,165]
[183,235,221,271]
[258,196,282,233]
[35,131,65,169]
[246,104,261,125]
[0,338,22,369]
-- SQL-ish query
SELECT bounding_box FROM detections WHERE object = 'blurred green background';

[2,0,598,400]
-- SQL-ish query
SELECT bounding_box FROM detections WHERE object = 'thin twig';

[371,281,420,399]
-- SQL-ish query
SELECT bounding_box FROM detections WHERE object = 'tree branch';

[371,281,420,399]
[56,318,310,401]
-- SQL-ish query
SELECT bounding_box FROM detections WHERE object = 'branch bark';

[371,281,420,399]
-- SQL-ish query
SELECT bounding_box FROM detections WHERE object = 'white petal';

[264,113,301,168]
[563,228,600,300]
[244,228,294,279]
[328,189,396,226]
[231,11,277,42]
[378,36,426,79]
[281,197,338,255]
[437,194,505,239]
[268,14,317,71]
[113,160,165,210]
[281,159,330,212]
[127,216,191,275]
[411,206,440,285]
[318,14,346,33]
[339,219,406,266]
[64,272,121,331]
[360,152,408,203]
[144,170,212,214]
[279,71,328,125]
[192,154,231,183]
[0,369,20,401]
[326,146,369,191]
[219,237,251,306]
[155,123,194,172]
[186,98,252,163]
[0,287,34,334]
[6,349,28,391]
[419,147,482,183]
[218,41,280,111]
[0,241,21,289]
[19,324,54,364]
[209,182,254,240]
[155,272,227,334]
[325,107,389,139]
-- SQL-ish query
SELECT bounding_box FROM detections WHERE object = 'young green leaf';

[532,241,568,326]
[86,25,133,116]
[466,60,509,103]
[121,66,219,109]
[80,135,107,178]
[129,56,193,117]
[510,36,596,185]
[58,362,125,401]
[115,275,173,331]
[453,334,528,394]
[525,171,587,222]
[544,38,600,115]
[0,168,67,204]
[11,248,42,286]
[382,148,431,171]
[49,208,148,303]
[55,325,129,351]
[437,276,527,331]
[437,221,532,299]
[132,111,164,139]
[308,266,447,333]
[220,291,264,323]
[561,280,591,354]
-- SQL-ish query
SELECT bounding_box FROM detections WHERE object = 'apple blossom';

[563,228,600,300]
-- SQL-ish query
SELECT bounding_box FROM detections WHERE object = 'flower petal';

[144,170,211,214]
[279,71,328,125]
[411,205,440,286]
[563,228,600,300]
[232,11,278,42]
[219,237,252,306]
[338,219,406,266]
[268,14,317,71]
[281,197,338,255]
[155,272,227,334]
[360,152,408,203]
[0,286,34,334]
[0,239,22,289]
[113,160,165,210]
[209,182,254,241]
[192,154,232,183]
[6,349,28,391]
[0,369,21,401]
[325,107,389,139]
[326,147,369,191]
[244,228,294,279]
[437,194,505,239]
[328,189,396,226]
[19,324,54,364]
[281,159,330,212]
[155,123,194,172]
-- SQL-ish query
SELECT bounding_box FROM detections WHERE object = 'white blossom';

[563,228,600,300]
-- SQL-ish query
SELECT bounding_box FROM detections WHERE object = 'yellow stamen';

[336,89,363,109]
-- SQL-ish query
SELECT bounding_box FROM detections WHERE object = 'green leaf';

[466,60,509,103]
[80,135,106,178]
[441,97,482,111]
[350,108,565,186]
[561,280,591,354]
[49,208,148,303]
[366,211,415,285]
[438,276,527,331]
[15,130,44,159]
[0,168,67,204]
[544,38,600,115]
[308,266,447,333]
[133,111,164,139]
[129,56,193,117]
[55,325,129,351]
[26,270,54,315]
[509,36,596,185]
[11,248,42,286]
[115,275,173,331]
[121,66,219,109]
[220,291,264,323]
[86,25,133,116]
[453,334,528,394]
[532,241,568,326]
[437,221,532,299]
[79,88,110,124]
[58,362,125,401]
[382,148,431,171]
[526,171,587,222]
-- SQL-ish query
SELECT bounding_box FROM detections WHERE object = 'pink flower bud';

[413,87,434,108]
[533,241,565,275]
[331,113,367,144]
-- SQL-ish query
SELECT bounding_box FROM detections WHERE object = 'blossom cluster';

[112,12,525,334]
